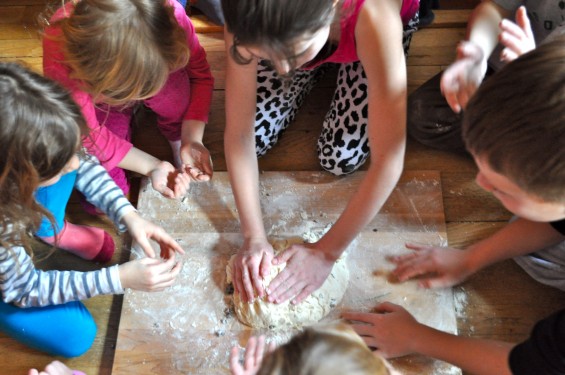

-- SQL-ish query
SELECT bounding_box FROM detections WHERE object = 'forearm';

[466,1,508,58]
[224,129,266,240]
[117,147,163,176]
[411,324,514,375]
[466,219,565,272]
[181,119,205,144]
[224,34,265,240]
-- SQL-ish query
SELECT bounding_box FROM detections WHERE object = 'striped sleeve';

[0,244,123,308]
[74,155,136,232]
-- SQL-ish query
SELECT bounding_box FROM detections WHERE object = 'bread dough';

[226,239,349,329]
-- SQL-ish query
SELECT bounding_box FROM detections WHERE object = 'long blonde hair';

[258,322,390,375]
[55,0,190,106]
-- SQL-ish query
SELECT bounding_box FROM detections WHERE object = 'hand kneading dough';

[226,239,349,329]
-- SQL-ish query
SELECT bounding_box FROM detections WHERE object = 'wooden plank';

[0,39,42,58]
[190,14,223,33]
[425,9,472,29]
[0,56,42,73]
[114,171,459,375]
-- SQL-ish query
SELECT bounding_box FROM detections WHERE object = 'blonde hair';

[56,0,190,106]
[258,322,390,375]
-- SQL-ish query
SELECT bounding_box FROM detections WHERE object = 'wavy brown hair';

[257,322,390,375]
[54,0,190,106]
[0,62,87,255]
[463,36,565,203]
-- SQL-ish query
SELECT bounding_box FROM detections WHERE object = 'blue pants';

[0,299,96,357]
[35,171,77,237]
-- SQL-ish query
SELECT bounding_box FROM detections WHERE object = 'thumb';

[135,236,156,258]
[272,248,294,265]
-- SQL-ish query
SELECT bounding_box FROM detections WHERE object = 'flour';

[226,238,349,330]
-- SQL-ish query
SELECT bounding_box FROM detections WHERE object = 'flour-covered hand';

[119,255,182,292]
[234,238,274,302]
[122,211,185,259]
[181,141,213,182]
[390,243,473,288]
[440,41,487,113]
[267,243,334,304]
[149,160,191,199]
[343,302,423,358]
[229,336,275,375]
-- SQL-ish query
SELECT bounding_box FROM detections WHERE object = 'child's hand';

[390,243,473,288]
[180,141,213,182]
[229,336,275,375]
[149,160,191,199]
[28,360,79,375]
[499,6,535,62]
[440,41,487,113]
[122,211,185,259]
[343,302,423,358]
[119,254,182,292]
[267,243,334,305]
[233,238,274,302]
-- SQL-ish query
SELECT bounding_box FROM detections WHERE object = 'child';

[39,0,213,258]
[221,0,419,306]
[344,37,565,374]
[229,322,398,375]
[408,1,565,153]
[0,62,184,357]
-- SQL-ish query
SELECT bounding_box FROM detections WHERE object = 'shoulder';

[356,0,402,36]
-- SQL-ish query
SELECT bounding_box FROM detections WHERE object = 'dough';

[226,239,349,329]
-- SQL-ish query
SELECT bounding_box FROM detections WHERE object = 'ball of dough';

[226,240,349,329]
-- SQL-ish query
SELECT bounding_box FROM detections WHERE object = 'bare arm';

[267,0,407,304]
[223,29,275,302]
[393,219,565,288]
[441,0,511,111]
[345,302,514,375]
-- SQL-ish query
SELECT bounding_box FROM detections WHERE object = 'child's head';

[463,37,565,222]
[221,0,340,75]
[0,62,86,247]
[57,0,190,106]
[257,322,391,375]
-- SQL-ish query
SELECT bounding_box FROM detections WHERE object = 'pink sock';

[38,221,115,263]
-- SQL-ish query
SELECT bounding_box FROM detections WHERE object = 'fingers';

[173,171,191,198]
[135,237,157,258]
[156,184,176,199]
[250,264,264,299]
[229,346,243,375]
[243,336,258,369]
[292,283,316,304]
[152,229,185,255]
[251,336,267,368]
[236,264,256,302]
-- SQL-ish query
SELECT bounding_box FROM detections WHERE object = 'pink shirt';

[43,0,214,170]
[304,0,419,70]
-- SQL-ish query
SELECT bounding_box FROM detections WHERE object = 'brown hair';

[55,0,190,106]
[463,36,565,203]
[221,0,342,71]
[0,62,87,254]
[257,322,390,375]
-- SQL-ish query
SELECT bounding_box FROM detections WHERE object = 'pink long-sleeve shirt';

[43,0,214,171]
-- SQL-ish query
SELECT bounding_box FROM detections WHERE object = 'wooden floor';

[1,1,564,374]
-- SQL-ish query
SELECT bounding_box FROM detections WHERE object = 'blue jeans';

[0,299,96,357]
